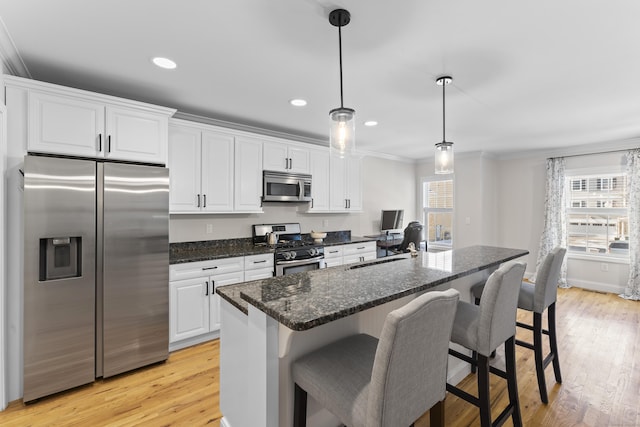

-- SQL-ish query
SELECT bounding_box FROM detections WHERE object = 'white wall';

[497,150,630,292]
[415,153,499,249]
[169,155,417,242]
[417,149,630,293]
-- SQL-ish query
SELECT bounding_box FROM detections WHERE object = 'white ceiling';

[1,0,640,160]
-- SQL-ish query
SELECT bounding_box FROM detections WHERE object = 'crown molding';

[0,17,30,78]
[174,111,416,164]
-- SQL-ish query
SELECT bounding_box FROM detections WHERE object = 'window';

[422,178,453,250]
[566,172,628,257]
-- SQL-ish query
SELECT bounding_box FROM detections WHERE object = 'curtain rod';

[549,147,639,160]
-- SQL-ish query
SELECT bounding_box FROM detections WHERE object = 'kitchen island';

[216,245,528,427]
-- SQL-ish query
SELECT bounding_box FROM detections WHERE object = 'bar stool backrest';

[477,261,527,356]
[367,288,460,427]
[534,247,567,313]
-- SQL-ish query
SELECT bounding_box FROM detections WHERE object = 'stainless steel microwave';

[263,170,312,202]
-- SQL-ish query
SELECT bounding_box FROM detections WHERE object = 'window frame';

[422,176,454,251]
[565,167,629,262]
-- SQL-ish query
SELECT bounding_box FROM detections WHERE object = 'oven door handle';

[277,255,324,266]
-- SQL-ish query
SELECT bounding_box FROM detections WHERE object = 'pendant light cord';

[338,24,344,108]
[442,81,446,142]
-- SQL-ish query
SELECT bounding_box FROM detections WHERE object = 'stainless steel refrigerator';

[23,154,169,402]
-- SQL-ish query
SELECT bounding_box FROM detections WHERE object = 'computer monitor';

[380,210,404,233]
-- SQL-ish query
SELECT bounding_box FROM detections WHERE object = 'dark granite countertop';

[170,238,273,264]
[170,233,377,264]
[216,245,528,330]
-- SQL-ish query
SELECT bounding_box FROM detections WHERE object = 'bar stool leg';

[477,354,491,427]
[533,312,549,404]
[430,400,445,427]
[505,336,523,427]
[294,383,307,427]
[548,303,562,383]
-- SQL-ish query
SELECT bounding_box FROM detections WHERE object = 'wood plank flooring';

[1,287,638,426]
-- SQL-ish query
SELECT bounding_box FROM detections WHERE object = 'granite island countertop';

[217,245,528,330]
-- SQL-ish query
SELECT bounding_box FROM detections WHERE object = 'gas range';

[252,223,326,276]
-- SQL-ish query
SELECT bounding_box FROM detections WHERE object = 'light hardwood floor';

[1,287,638,426]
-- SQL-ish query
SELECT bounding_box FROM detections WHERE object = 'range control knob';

[289,251,297,260]
[308,247,318,257]
[283,251,296,260]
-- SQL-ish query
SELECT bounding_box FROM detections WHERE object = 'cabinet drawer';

[170,256,244,281]
[244,253,274,271]
[324,246,344,259]
[342,242,376,256]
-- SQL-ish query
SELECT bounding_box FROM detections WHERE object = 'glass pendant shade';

[329,107,355,158]
[435,141,454,174]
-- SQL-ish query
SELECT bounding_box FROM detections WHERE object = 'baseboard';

[220,417,232,427]
[169,331,219,352]
[447,358,471,386]
[567,280,624,295]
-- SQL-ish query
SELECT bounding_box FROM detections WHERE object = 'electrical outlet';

[465,217,471,225]
[600,263,609,272]
[206,223,213,234]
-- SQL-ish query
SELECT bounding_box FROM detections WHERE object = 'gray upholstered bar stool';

[447,261,526,427]
[470,246,566,403]
[291,289,460,427]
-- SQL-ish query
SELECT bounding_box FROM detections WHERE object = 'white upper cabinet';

[308,148,331,212]
[329,155,362,212]
[263,140,310,174]
[168,125,201,213]
[234,136,264,212]
[28,91,104,158]
[201,131,234,212]
[21,77,175,164]
[105,105,168,163]
[168,122,235,213]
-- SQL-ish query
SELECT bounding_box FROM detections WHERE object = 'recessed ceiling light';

[364,120,378,127]
[290,99,307,107]
[152,57,177,70]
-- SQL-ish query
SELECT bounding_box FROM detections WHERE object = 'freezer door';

[23,155,96,402]
[101,163,169,378]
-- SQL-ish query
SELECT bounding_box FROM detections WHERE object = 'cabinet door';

[235,137,263,212]
[263,141,289,172]
[201,131,234,212]
[105,105,168,164]
[170,277,209,343]
[329,156,347,211]
[28,91,104,157]
[168,125,201,212]
[209,271,244,332]
[345,157,362,211]
[308,149,330,211]
[288,145,310,174]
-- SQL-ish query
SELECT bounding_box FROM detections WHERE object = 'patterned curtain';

[533,157,568,287]
[621,149,640,300]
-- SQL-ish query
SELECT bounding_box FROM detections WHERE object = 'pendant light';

[329,9,355,159]
[435,76,454,174]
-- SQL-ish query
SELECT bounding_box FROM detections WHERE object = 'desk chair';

[447,261,526,427]
[397,221,423,252]
[292,289,460,427]
[470,247,566,403]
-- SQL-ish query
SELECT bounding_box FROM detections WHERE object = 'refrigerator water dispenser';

[39,236,82,281]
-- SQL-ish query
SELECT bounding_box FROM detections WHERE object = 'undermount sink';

[348,257,406,270]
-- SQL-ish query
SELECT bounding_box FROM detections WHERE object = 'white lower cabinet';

[244,253,274,281]
[169,257,244,346]
[341,242,377,265]
[323,246,344,268]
